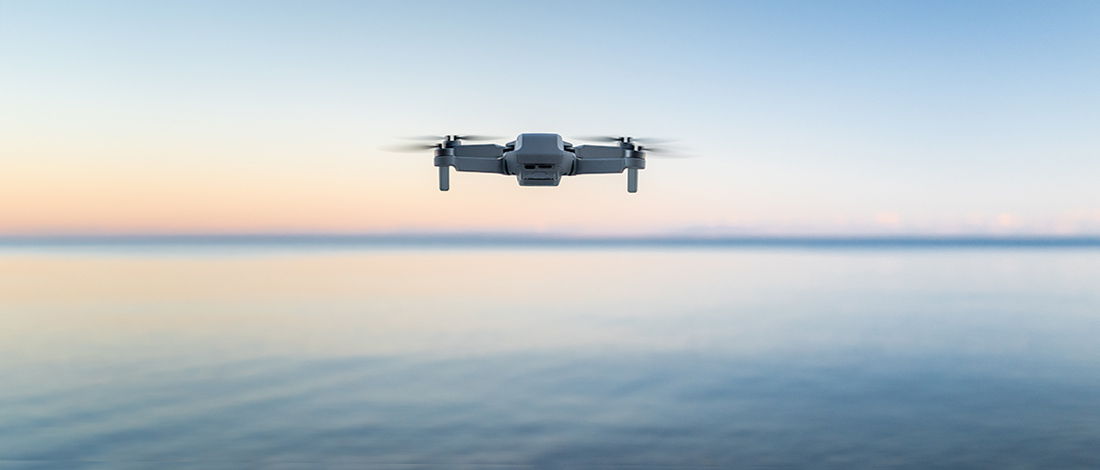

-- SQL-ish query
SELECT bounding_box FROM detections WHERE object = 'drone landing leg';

[439,166,450,191]
[627,168,638,193]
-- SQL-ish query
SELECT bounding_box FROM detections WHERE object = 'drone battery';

[519,177,559,186]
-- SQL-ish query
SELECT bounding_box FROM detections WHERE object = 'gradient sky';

[2,0,1098,236]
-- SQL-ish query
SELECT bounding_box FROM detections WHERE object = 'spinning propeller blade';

[636,145,698,158]
[574,135,677,145]
[574,135,625,143]
[451,134,500,141]
[572,136,693,157]
[383,143,442,153]
[404,135,500,142]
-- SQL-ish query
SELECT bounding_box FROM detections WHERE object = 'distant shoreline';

[3,234,1100,249]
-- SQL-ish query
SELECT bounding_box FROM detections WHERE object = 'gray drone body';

[432,133,646,192]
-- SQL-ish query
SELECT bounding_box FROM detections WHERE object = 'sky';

[2,0,1098,236]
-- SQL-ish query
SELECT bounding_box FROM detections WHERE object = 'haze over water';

[3,244,1099,468]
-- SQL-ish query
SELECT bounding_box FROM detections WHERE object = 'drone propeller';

[383,142,442,153]
[573,136,695,157]
[575,135,676,145]
[386,134,500,153]
[635,145,698,158]
[405,134,500,142]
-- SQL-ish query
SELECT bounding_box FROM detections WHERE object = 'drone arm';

[436,155,506,173]
[435,144,507,190]
[572,145,626,174]
[571,146,645,173]
[450,144,505,173]
[572,158,626,174]
[572,145,645,193]
[453,144,505,159]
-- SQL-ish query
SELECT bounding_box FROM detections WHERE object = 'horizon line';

[3,233,1100,248]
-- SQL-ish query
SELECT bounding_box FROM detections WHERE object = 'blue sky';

[2,1,1098,235]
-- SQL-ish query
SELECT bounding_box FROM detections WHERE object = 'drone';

[400,134,675,193]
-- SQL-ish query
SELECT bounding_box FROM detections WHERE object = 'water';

[2,246,1100,468]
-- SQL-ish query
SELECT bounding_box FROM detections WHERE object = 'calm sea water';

[2,246,1100,468]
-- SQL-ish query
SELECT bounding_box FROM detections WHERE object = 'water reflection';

[2,248,1100,467]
